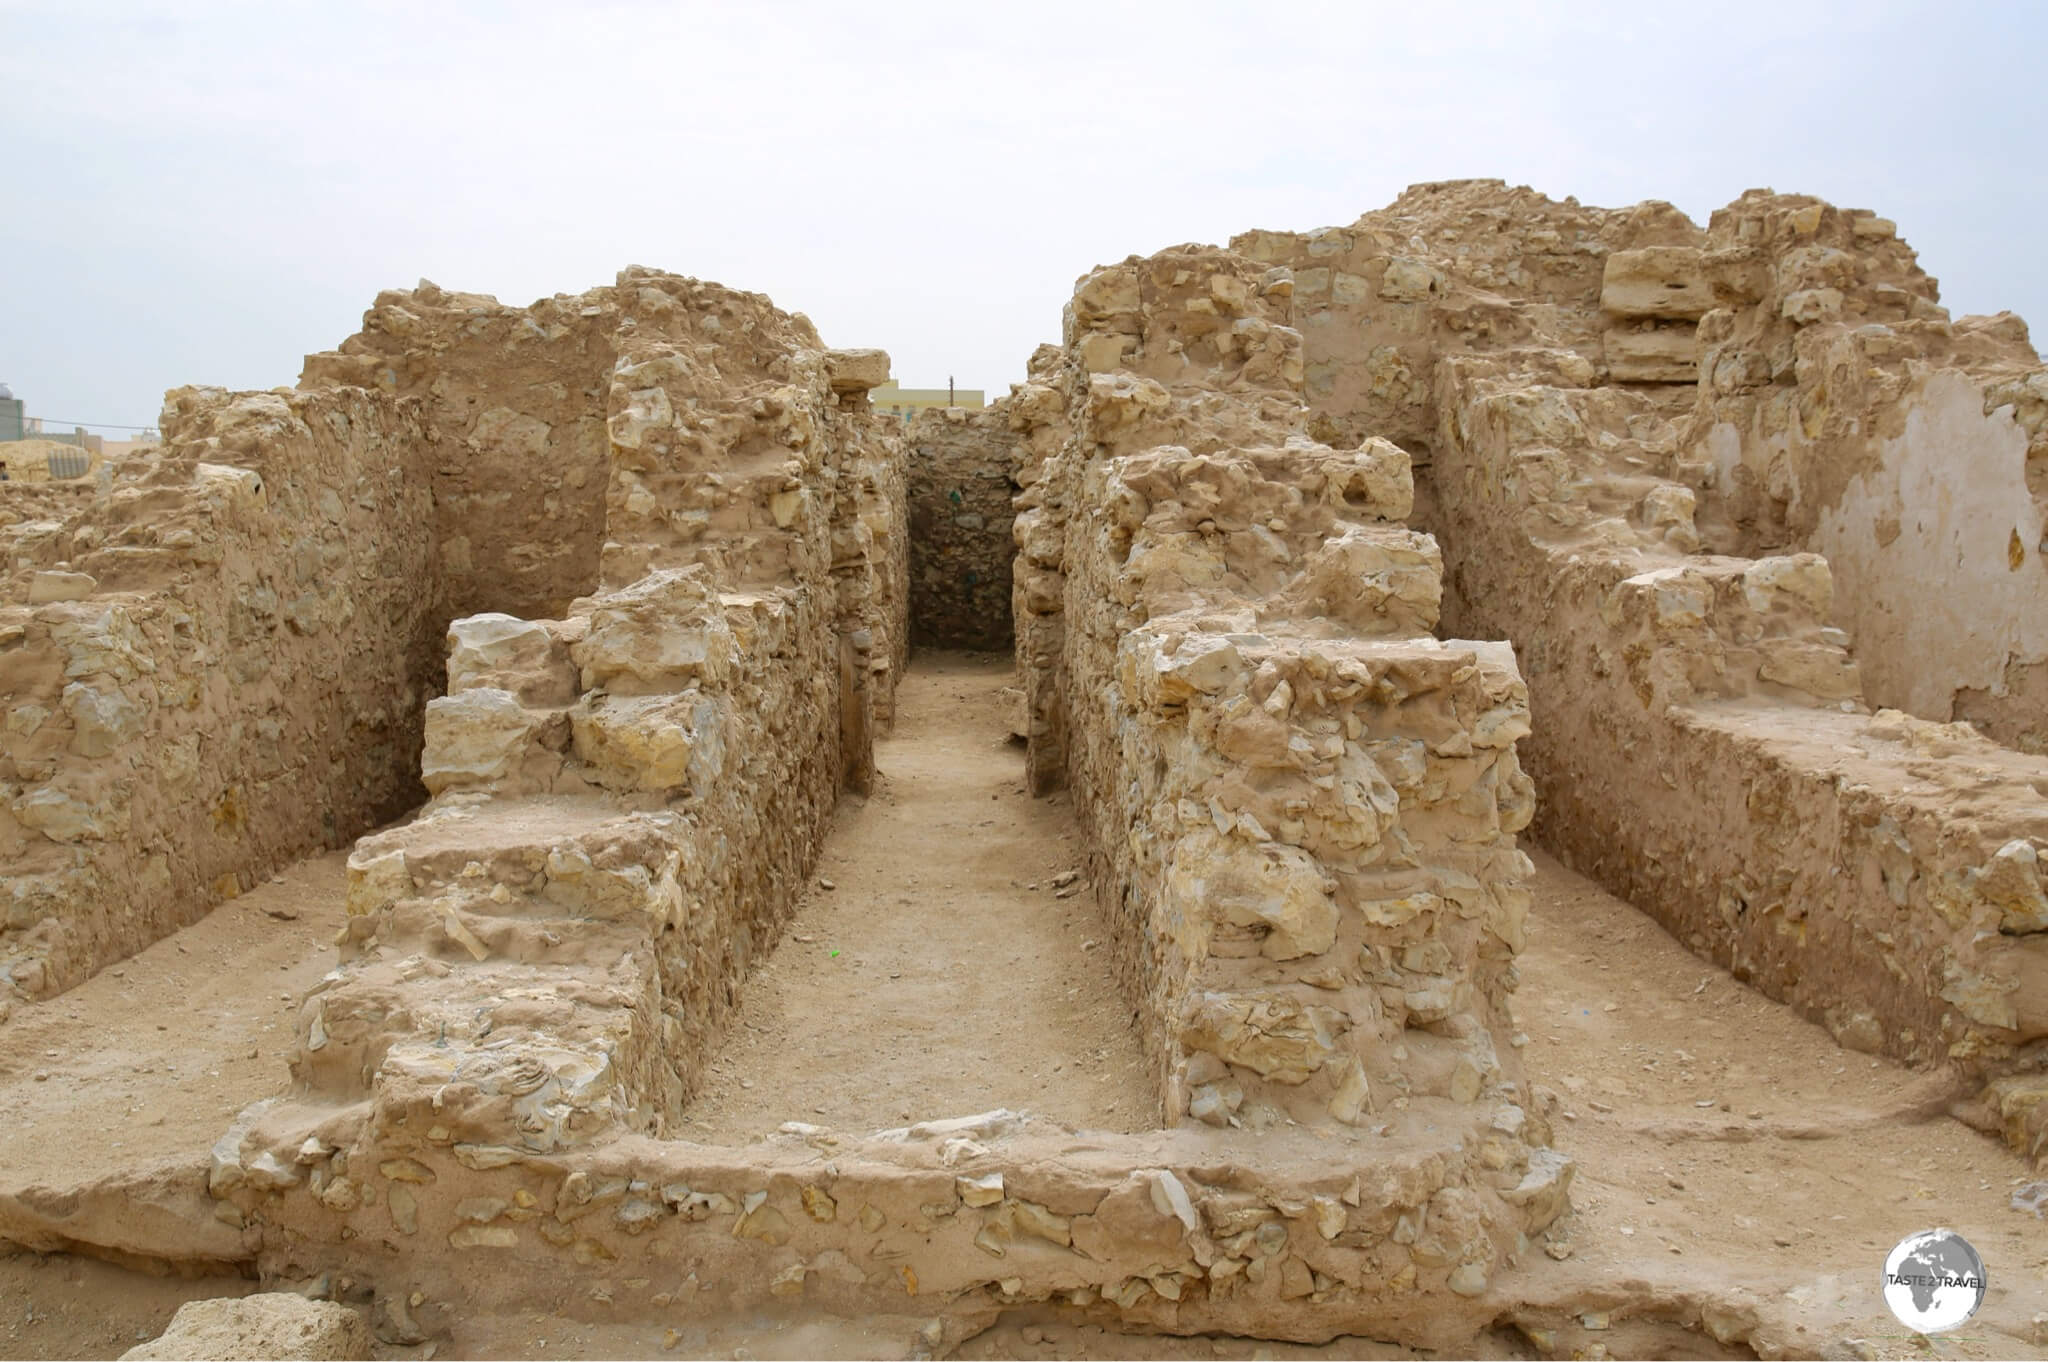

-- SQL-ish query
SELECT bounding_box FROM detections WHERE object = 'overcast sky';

[3,1,2041,431]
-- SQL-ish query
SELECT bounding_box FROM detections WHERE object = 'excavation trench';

[6,740,2044,1355]
[686,652,1153,1140]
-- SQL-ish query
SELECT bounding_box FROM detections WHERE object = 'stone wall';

[4,267,907,1018]
[159,245,1579,1349]
[1435,352,2048,1080]
[293,274,908,1150]
[301,281,618,621]
[906,405,1016,650]
[1,386,445,999]
[1007,242,1568,1302]
[1238,180,2048,1163]
[1009,343,1074,794]
[1674,191,2048,751]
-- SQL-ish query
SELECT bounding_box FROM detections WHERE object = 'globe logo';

[1881,1229,1986,1333]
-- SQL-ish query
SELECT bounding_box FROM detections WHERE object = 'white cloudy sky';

[2,0,2041,429]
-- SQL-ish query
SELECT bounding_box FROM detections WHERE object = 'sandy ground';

[0,855,349,1359]
[686,652,1155,1141]
[2,654,2045,1358]
[0,853,348,1194]
[1500,853,2048,1360]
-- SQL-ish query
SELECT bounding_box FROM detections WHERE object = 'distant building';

[871,379,984,427]
[22,420,103,454]
[0,382,22,443]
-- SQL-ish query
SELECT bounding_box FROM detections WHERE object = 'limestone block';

[1603,325,1697,382]
[11,784,108,841]
[1071,267,1141,327]
[1179,991,1345,1083]
[1380,257,1442,301]
[27,570,96,604]
[1780,287,1844,325]
[1275,526,1442,634]
[1499,1149,1575,1233]
[609,384,676,452]
[61,681,144,757]
[1084,372,1171,436]
[194,462,267,510]
[345,848,413,918]
[421,688,548,794]
[1637,485,1698,542]
[572,569,734,694]
[1741,554,1833,619]
[1755,639,1861,700]
[120,1294,370,1360]
[1166,829,1338,960]
[1601,247,1712,319]
[571,691,725,794]
[1129,633,1247,708]
[447,613,577,705]
[825,348,891,394]
[1327,438,1415,522]
[1979,840,2048,935]
[1078,332,1135,374]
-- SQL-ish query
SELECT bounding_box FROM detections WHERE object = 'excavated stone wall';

[1003,244,1569,1311]
[300,281,618,621]
[1674,191,2048,752]
[1244,180,2048,1163]
[296,275,910,1150]
[4,268,908,1022]
[187,251,1574,1350]
[1,387,446,999]
[906,406,1017,650]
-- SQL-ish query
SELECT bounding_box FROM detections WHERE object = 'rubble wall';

[1010,343,1075,794]
[180,250,1572,1344]
[206,1116,1573,1350]
[301,282,620,621]
[906,406,1017,650]
[1674,191,2048,751]
[1435,356,2048,1074]
[6,268,907,1020]
[1006,243,1569,1307]
[288,271,908,1139]
[1238,181,2048,1164]
[1,387,446,998]
[1233,186,1705,548]
[173,274,1058,1336]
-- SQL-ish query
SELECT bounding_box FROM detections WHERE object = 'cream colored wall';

[1806,370,2047,721]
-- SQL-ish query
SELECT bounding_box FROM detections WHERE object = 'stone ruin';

[1,181,2045,1356]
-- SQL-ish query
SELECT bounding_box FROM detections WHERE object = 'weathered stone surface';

[121,1294,370,1360]
[826,348,891,394]
[420,688,548,794]
[27,569,97,603]
[907,406,1016,649]
[1601,246,1712,319]
[570,568,734,693]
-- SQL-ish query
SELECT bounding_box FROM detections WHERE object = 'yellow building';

[871,379,983,426]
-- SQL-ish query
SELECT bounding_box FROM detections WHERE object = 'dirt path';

[685,652,1154,1142]
[0,855,350,1360]
[0,853,348,1191]
[1501,851,2048,1359]
[6,662,2047,1358]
